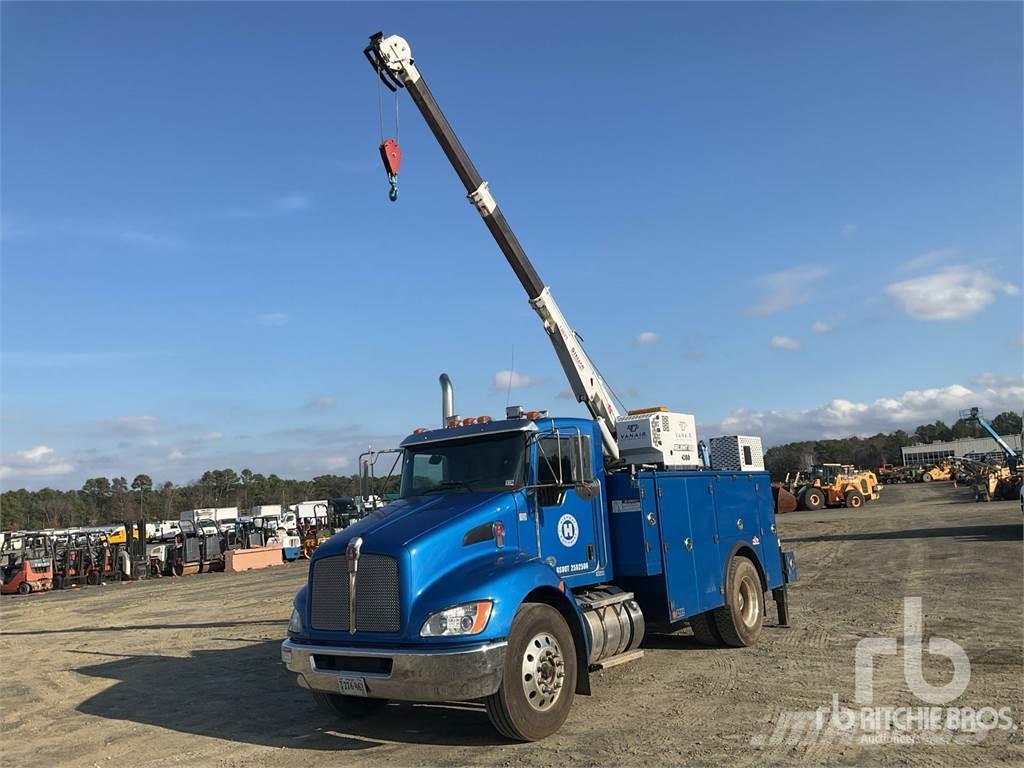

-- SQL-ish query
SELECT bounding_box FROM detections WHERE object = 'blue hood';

[304,490,525,645]
[313,491,509,559]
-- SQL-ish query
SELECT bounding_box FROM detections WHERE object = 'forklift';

[0,534,54,595]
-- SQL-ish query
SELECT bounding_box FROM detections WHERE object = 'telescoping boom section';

[364,33,623,459]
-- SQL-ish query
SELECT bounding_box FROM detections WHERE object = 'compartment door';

[686,477,726,613]
[654,477,701,622]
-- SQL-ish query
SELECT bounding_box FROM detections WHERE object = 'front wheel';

[485,602,577,741]
[922,472,933,483]
[803,487,825,511]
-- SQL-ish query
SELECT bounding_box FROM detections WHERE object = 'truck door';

[530,430,603,585]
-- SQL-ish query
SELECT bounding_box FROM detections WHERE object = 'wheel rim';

[851,497,861,508]
[736,575,760,628]
[521,631,566,712]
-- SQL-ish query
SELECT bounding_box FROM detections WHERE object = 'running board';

[590,648,644,672]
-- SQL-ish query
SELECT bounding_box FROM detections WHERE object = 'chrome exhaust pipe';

[440,373,454,427]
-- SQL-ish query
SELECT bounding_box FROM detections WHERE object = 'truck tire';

[18,581,31,594]
[485,602,577,741]
[311,691,389,719]
[688,612,723,646]
[845,489,864,509]
[712,557,764,648]
[922,472,933,482]
[803,487,825,511]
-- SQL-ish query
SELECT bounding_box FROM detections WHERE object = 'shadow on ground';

[788,523,1022,544]
[72,640,507,750]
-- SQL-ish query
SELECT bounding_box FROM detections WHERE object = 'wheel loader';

[796,464,881,510]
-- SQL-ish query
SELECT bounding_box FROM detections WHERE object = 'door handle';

[683,537,693,552]
[736,518,744,531]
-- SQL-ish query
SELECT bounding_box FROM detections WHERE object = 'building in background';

[901,434,1023,466]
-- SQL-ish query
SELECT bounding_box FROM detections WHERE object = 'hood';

[313,491,507,560]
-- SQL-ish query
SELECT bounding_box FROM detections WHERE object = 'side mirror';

[574,479,600,500]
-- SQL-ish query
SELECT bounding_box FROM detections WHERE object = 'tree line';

[763,411,1022,481]
[3,412,1020,530]
[1,467,401,533]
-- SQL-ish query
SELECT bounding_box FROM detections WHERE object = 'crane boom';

[961,407,1019,470]
[365,33,622,459]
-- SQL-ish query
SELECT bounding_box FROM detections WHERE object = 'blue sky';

[2,2,1021,489]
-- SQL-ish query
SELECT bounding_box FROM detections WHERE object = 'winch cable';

[375,59,402,202]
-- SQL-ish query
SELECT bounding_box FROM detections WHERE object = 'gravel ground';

[1,482,1021,766]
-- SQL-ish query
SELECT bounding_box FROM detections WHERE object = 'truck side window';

[536,435,592,506]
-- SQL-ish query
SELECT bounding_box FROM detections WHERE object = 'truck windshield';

[399,432,526,497]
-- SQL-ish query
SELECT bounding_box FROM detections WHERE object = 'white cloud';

[684,350,705,361]
[277,193,310,211]
[811,321,832,334]
[305,396,336,410]
[0,445,74,481]
[104,416,158,436]
[708,375,1024,445]
[195,432,223,443]
[771,335,800,351]
[634,331,658,345]
[885,265,1018,320]
[1011,335,1024,348]
[749,266,829,316]
[494,370,540,390]
[556,388,575,400]
[19,445,54,462]
[842,223,858,236]
[899,248,955,273]
[258,312,289,327]
[167,449,185,461]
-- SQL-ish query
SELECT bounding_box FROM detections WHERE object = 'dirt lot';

[1,483,1021,766]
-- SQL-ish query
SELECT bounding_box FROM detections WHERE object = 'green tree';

[990,411,1023,436]
[131,474,153,517]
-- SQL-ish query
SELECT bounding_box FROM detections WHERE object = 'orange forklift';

[1,534,55,595]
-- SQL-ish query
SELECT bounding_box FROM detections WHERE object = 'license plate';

[338,676,368,697]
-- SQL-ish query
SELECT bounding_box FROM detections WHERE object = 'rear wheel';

[86,571,101,586]
[17,581,31,594]
[485,602,577,741]
[803,487,825,511]
[845,489,864,509]
[688,612,723,646]
[312,691,389,719]
[713,557,764,647]
[922,472,933,483]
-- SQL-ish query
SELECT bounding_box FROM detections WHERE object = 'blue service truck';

[281,33,798,742]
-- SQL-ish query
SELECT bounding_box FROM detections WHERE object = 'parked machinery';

[0,534,54,595]
[921,462,953,483]
[795,464,881,510]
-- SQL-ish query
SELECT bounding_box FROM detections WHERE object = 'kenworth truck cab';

[281,32,797,741]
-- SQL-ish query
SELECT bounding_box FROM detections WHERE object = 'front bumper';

[281,638,507,702]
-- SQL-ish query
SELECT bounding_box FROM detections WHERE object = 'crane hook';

[379,138,401,203]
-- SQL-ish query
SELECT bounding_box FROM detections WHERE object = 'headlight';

[420,600,493,637]
[287,607,303,636]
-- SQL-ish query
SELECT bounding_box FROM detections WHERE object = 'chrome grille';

[310,553,401,633]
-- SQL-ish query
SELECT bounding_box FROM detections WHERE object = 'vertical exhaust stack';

[440,373,455,427]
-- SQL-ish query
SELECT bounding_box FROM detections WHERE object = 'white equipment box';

[616,411,699,468]
[709,435,765,471]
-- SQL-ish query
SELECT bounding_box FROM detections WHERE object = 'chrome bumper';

[281,638,507,702]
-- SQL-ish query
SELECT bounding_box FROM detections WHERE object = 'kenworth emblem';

[346,537,363,633]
